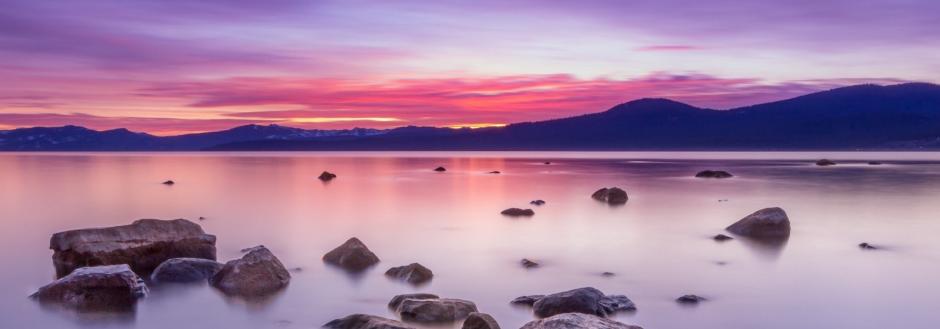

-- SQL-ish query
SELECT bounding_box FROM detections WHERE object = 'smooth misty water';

[1,152,939,329]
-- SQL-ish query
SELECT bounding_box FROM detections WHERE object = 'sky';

[1,0,938,135]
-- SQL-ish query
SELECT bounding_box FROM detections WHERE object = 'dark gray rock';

[501,208,534,217]
[319,171,337,181]
[520,258,540,268]
[859,242,878,250]
[389,293,439,310]
[725,207,791,239]
[601,272,616,277]
[151,257,223,283]
[520,313,643,329]
[518,287,636,318]
[816,159,837,166]
[511,295,545,306]
[209,246,290,297]
[676,295,707,304]
[695,170,733,178]
[462,312,500,329]
[396,297,478,323]
[31,264,148,312]
[712,234,733,241]
[868,161,883,165]
[162,180,175,185]
[488,171,501,174]
[530,200,546,206]
[323,237,380,272]
[49,218,217,278]
[434,167,446,172]
[385,263,433,284]
[324,314,415,329]
[591,188,628,205]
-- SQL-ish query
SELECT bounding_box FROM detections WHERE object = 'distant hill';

[3,83,940,151]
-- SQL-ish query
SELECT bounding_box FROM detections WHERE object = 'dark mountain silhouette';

[3,83,940,151]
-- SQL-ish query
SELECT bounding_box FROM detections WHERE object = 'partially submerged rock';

[151,257,223,283]
[712,234,733,241]
[676,295,707,304]
[530,200,546,206]
[868,161,883,165]
[396,297,478,323]
[162,180,175,185]
[319,171,337,181]
[591,188,628,205]
[726,207,791,239]
[209,246,290,297]
[510,295,544,306]
[601,272,616,277]
[501,208,535,217]
[434,167,447,172]
[520,258,540,268]
[31,264,147,312]
[462,312,501,329]
[859,242,878,250]
[324,314,414,329]
[520,313,643,329]
[385,263,433,284]
[389,293,439,310]
[488,171,501,174]
[323,237,380,272]
[695,170,733,178]
[516,287,636,318]
[49,218,217,278]
[816,159,837,166]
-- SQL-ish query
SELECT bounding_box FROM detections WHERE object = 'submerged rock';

[209,246,290,297]
[530,200,546,206]
[516,287,636,318]
[868,161,883,165]
[31,264,147,312]
[520,313,643,329]
[396,297,478,323]
[725,207,791,239]
[488,171,501,174]
[319,171,337,181]
[49,218,217,278]
[323,237,380,272]
[324,314,414,329]
[816,159,837,166]
[162,180,175,185]
[695,170,733,178]
[462,312,501,329]
[385,263,433,284]
[434,167,447,172]
[676,295,707,304]
[591,188,628,205]
[389,293,439,310]
[520,258,540,268]
[151,257,223,283]
[859,242,878,250]
[601,272,616,277]
[712,234,733,241]
[501,208,535,217]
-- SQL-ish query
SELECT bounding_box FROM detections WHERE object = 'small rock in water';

[162,180,175,185]
[501,208,535,217]
[695,170,733,178]
[31,264,148,312]
[725,207,791,239]
[676,294,707,304]
[515,287,636,318]
[488,171,501,174]
[325,314,414,329]
[289,267,303,272]
[859,242,878,250]
[322,237,380,272]
[385,263,434,284]
[210,246,291,297]
[712,234,733,241]
[318,171,337,181]
[713,261,728,266]
[815,159,837,166]
[520,312,643,329]
[462,312,501,329]
[151,257,223,283]
[591,187,628,205]
[434,166,447,172]
[543,161,551,165]
[530,200,546,206]
[868,161,883,165]
[520,258,540,268]
[718,199,729,202]
[510,295,545,306]
[198,216,206,220]
[601,272,616,277]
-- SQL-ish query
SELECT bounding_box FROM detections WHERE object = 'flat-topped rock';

[695,170,733,178]
[323,237,380,272]
[591,188,628,204]
[726,207,791,239]
[31,264,148,312]
[395,297,478,323]
[501,208,535,217]
[462,312,501,329]
[210,246,290,297]
[151,257,223,283]
[515,287,636,318]
[319,171,337,181]
[385,263,433,284]
[49,218,216,278]
[713,234,733,241]
[530,200,546,206]
[325,314,415,329]
[676,295,707,304]
[389,293,439,310]
[520,313,643,329]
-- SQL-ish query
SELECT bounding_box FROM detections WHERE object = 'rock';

[162,180,175,185]
[389,293,440,310]
[725,207,791,239]
[49,218,217,278]
[31,264,147,311]
[712,234,733,241]
[325,314,414,329]
[816,159,837,166]
[859,242,878,250]
[501,208,535,217]
[385,263,433,284]
[530,200,546,206]
[520,313,643,329]
[209,246,290,297]
[488,171,501,174]
[543,162,551,165]
[319,171,337,181]
[434,166,447,172]
[462,312,501,329]
[520,258,540,268]
[511,295,544,306]
[676,295,706,304]
[591,188,628,205]
[601,272,616,277]
[151,257,223,283]
[868,161,883,165]
[323,237,380,271]
[519,287,636,318]
[695,170,733,178]
[396,297,478,323]
[198,216,206,220]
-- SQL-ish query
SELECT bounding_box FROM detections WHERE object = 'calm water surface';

[1,152,939,329]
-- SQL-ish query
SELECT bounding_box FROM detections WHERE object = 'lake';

[1,152,938,329]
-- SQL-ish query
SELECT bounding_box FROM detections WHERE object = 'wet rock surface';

[501,208,535,217]
[325,314,415,329]
[520,313,643,329]
[461,312,500,329]
[31,264,148,312]
[209,246,290,297]
[385,263,433,284]
[726,207,791,239]
[515,287,636,318]
[151,257,223,283]
[591,188,628,205]
[391,295,478,323]
[389,293,439,310]
[323,237,380,272]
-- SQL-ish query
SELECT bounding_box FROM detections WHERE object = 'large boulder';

[591,188,628,204]
[209,246,290,297]
[385,263,433,284]
[516,287,636,318]
[462,312,501,329]
[390,294,477,323]
[520,313,643,329]
[726,207,791,239]
[323,237,380,272]
[695,170,733,178]
[325,314,415,329]
[151,257,223,283]
[49,218,216,278]
[31,264,148,312]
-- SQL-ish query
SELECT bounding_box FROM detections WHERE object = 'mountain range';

[3,83,940,151]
